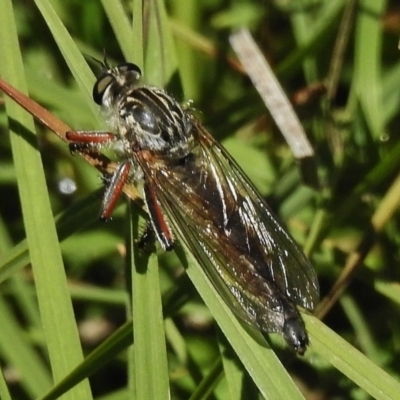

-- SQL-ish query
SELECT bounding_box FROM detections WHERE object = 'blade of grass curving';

[0,189,105,283]
[218,334,248,400]
[189,358,223,400]
[39,322,132,400]
[128,0,143,395]
[68,284,126,306]
[164,318,205,387]
[307,315,400,400]
[0,239,31,284]
[164,318,187,366]
[0,1,92,399]
[0,211,45,370]
[326,0,358,103]
[8,274,42,329]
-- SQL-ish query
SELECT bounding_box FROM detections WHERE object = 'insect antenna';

[83,51,111,73]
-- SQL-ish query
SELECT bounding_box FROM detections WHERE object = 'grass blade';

[308,316,400,400]
[0,1,92,398]
[129,205,170,400]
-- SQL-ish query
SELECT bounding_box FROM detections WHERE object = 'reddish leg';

[100,162,131,220]
[66,130,115,152]
[143,182,174,250]
[67,130,129,220]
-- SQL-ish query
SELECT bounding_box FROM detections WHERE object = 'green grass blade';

[353,0,386,139]
[33,0,97,119]
[0,368,12,400]
[38,322,132,400]
[308,315,400,400]
[143,0,178,86]
[0,297,52,398]
[131,0,144,68]
[0,189,103,283]
[101,0,134,61]
[0,1,92,398]
[277,1,344,79]
[127,3,173,398]
[129,205,170,400]
[188,358,223,400]
[219,335,248,400]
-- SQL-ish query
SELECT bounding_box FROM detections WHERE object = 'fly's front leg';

[143,182,174,251]
[67,129,129,219]
[66,130,115,153]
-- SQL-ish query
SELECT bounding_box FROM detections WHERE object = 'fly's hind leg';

[99,162,131,220]
[143,181,174,251]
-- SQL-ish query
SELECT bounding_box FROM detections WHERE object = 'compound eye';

[118,62,142,76]
[92,63,142,105]
[93,73,114,105]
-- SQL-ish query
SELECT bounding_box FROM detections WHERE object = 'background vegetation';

[1,0,400,399]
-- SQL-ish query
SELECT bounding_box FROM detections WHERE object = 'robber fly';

[66,62,319,355]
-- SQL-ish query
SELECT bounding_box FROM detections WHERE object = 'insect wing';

[138,119,319,333]
[195,124,320,311]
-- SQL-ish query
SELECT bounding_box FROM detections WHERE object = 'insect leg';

[137,221,156,252]
[100,161,131,220]
[66,130,115,153]
[143,182,174,251]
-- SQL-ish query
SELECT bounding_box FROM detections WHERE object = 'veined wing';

[137,118,319,332]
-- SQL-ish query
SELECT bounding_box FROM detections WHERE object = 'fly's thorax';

[115,86,195,158]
